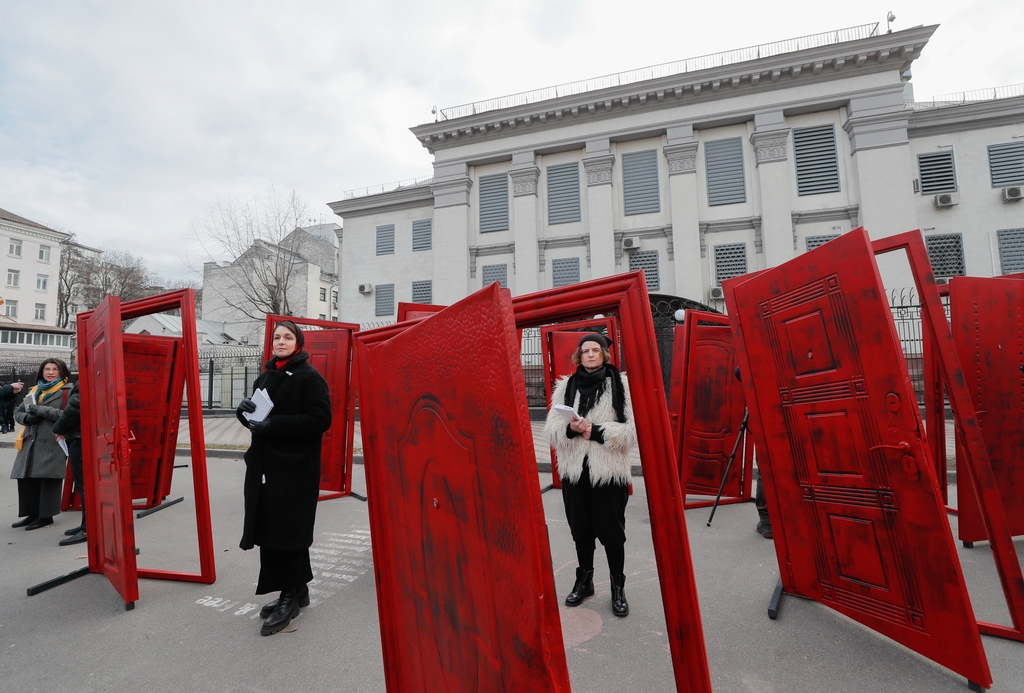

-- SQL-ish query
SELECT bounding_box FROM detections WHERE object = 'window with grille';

[479,173,509,232]
[9,239,21,256]
[551,257,580,287]
[412,219,432,251]
[925,233,965,277]
[36,274,48,291]
[793,125,840,195]
[988,142,1024,187]
[705,138,746,206]
[918,151,957,194]
[997,228,1024,273]
[412,280,432,303]
[6,269,18,287]
[5,300,17,318]
[34,303,45,320]
[628,250,659,291]
[376,224,395,255]
[805,233,841,251]
[319,287,327,301]
[622,150,660,216]
[38,245,51,262]
[547,163,581,224]
[375,283,395,316]
[714,243,747,284]
[318,314,326,321]
[481,263,508,288]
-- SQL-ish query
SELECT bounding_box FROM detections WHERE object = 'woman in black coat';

[236,320,331,636]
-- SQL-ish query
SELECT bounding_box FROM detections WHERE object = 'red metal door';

[356,285,570,693]
[950,276,1024,543]
[725,229,990,686]
[80,296,139,606]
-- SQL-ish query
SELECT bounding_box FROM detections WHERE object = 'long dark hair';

[35,357,70,383]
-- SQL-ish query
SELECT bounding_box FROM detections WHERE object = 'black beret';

[578,332,611,349]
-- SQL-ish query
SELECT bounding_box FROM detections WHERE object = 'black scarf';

[265,350,310,371]
[564,363,626,423]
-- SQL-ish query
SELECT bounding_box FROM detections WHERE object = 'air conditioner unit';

[622,236,642,251]
[709,286,726,300]
[1002,186,1023,202]
[934,192,960,208]
[935,277,950,285]
[358,283,373,295]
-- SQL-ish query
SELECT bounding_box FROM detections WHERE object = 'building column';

[750,111,794,269]
[430,161,473,304]
[583,139,616,278]
[509,151,540,295]
[664,124,702,300]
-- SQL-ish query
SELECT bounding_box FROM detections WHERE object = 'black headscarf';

[564,362,627,423]
[266,320,306,370]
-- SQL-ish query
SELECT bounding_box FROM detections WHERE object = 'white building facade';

[329,23,1024,324]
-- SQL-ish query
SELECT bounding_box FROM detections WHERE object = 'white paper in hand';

[553,404,580,422]
[243,388,274,423]
[58,439,69,457]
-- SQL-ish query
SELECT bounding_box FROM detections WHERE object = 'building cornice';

[327,184,434,219]
[614,225,674,265]
[699,216,763,255]
[0,222,71,244]
[538,234,591,271]
[908,95,1024,139]
[412,25,936,153]
[468,242,516,277]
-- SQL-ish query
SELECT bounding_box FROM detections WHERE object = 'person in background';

[11,359,73,531]
[0,380,24,433]
[236,320,331,636]
[53,381,85,546]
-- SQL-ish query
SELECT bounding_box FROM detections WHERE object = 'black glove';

[237,398,257,414]
[27,404,41,416]
[248,418,271,437]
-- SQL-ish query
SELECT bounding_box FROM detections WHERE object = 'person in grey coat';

[11,358,73,531]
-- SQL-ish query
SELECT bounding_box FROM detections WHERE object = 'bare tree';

[56,234,94,329]
[192,187,311,320]
[79,249,158,310]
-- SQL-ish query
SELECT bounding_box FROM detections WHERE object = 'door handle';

[870,441,911,453]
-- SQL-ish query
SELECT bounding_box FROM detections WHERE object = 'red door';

[950,276,1024,543]
[725,229,990,686]
[356,285,571,693]
[80,296,139,607]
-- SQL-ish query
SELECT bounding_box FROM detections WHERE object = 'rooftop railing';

[342,175,435,200]
[912,82,1024,109]
[438,23,880,120]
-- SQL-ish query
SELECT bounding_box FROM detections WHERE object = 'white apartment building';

[0,207,74,359]
[328,23,1024,325]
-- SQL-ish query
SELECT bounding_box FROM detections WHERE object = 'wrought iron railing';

[912,82,1024,110]
[342,176,434,200]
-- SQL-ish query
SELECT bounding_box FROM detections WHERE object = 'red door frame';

[356,271,712,693]
[261,315,360,499]
[397,301,445,321]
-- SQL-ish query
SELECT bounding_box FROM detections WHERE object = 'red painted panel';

[356,285,570,693]
[724,229,990,686]
[950,276,1024,543]
[398,301,445,321]
[78,296,139,606]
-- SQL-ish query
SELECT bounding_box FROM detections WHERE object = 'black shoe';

[259,584,310,619]
[25,517,53,530]
[12,515,37,528]
[611,573,629,617]
[564,567,595,607]
[756,519,774,539]
[64,524,86,537]
[261,588,302,636]
[59,530,87,546]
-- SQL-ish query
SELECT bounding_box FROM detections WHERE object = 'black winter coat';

[239,351,331,551]
[52,382,81,440]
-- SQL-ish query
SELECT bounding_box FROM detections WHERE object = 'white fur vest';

[544,372,637,486]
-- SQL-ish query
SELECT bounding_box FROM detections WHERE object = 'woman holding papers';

[236,320,332,636]
[545,333,637,617]
[10,358,73,531]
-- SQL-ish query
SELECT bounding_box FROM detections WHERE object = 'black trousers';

[17,478,63,518]
[257,546,313,595]
[561,460,628,574]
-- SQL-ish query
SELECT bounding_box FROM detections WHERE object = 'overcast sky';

[1,0,1020,283]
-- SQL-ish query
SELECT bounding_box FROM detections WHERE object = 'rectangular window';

[38,245,51,262]
[628,250,660,291]
[918,150,957,194]
[925,233,966,277]
[4,301,16,318]
[478,173,509,233]
[412,219,432,251]
[331,290,338,305]
[805,233,841,251]
[481,263,508,289]
[9,239,22,256]
[705,138,746,206]
[988,142,1024,187]
[36,274,48,291]
[997,228,1024,274]
[6,269,19,287]
[547,162,581,224]
[551,257,580,287]
[319,287,327,301]
[318,314,326,321]
[375,224,395,255]
[374,283,395,316]
[411,280,432,303]
[793,125,840,195]
[621,150,660,216]
[34,303,45,320]
[0,331,6,343]
[714,243,748,285]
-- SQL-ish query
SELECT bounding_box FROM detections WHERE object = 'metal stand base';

[540,484,555,494]
[963,541,974,548]
[136,496,184,519]
[27,566,90,596]
[349,492,367,502]
[968,679,985,691]
[767,577,785,620]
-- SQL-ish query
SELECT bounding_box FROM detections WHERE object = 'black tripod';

[706,407,749,527]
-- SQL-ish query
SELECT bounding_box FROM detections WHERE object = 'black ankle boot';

[12,515,37,528]
[261,587,302,636]
[564,567,595,607]
[260,583,310,618]
[610,573,629,617]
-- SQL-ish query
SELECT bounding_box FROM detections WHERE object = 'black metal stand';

[173,464,188,469]
[26,566,90,596]
[967,680,985,692]
[136,496,184,518]
[540,484,555,494]
[349,492,367,502]
[767,577,785,619]
[964,541,974,548]
[706,408,749,527]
